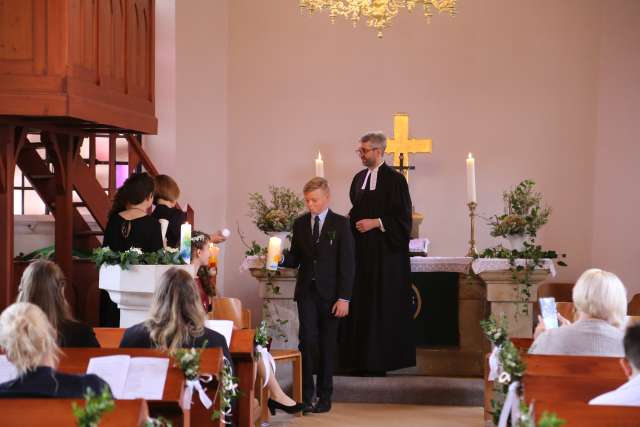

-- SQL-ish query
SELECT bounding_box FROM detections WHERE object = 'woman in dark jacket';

[0,302,108,398]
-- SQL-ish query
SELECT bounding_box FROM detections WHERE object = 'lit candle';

[266,236,282,271]
[179,222,192,264]
[208,243,220,267]
[315,152,325,178]
[466,153,477,203]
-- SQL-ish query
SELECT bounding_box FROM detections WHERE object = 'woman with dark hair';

[101,172,163,326]
[17,260,99,347]
[103,172,163,253]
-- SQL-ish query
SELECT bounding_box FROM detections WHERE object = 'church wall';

[591,1,640,296]
[222,0,604,322]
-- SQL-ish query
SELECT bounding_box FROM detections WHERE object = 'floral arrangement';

[248,186,304,233]
[481,315,565,427]
[212,359,239,423]
[71,386,115,427]
[488,180,550,239]
[254,320,270,349]
[143,417,173,427]
[173,344,238,424]
[91,247,185,270]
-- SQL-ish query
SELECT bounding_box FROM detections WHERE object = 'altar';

[246,255,556,377]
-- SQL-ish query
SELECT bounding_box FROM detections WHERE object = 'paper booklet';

[87,355,169,400]
[204,319,234,348]
[0,355,17,384]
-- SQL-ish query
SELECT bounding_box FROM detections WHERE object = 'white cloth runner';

[255,345,277,388]
[471,258,557,277]
[181,376,213,410]
[410,257,472,274]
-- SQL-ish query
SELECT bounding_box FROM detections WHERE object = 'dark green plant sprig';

[92,247,186,270]
[244,241,267,257]
[537,411,567,427]
[71,386,115,427]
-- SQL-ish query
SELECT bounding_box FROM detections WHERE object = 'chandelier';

[299,0,457,38]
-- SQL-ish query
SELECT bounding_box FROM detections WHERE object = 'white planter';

[99,264,195,327]
[505,234,528,251]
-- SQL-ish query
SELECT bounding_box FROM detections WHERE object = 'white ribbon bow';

[498,381,521,427]
[488,345,502,381]
[181,377,213,410]
[255,345,276,388]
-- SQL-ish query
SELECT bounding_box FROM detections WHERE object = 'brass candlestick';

[467,201,478,257]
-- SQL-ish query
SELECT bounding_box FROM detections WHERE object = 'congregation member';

[191,230,216,312]
[17,260,99,347]
[101,172,163,326]
[590,322,640,406]
[0,303,109,398]
[281,177,355,414]
[340,132,415,376]
[151,174,227,247]
[529,268,627,357]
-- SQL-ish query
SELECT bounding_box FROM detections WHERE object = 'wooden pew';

[95,327,258,427]
[523,354,625,379]
[523,374,625,403]
[59,348,223,427]
[230,328,256,427]
[533,400,640,427]
[0,398,148,427]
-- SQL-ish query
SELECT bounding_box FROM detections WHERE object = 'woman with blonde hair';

[17,260,99,347]
[0,302,108,397]
[119,267,230,360]
[529,268,628,356]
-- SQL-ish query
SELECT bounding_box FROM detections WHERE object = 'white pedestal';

[99,264,195,328]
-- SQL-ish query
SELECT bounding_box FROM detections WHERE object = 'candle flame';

[468,153,473,159]
[318,152,322,161]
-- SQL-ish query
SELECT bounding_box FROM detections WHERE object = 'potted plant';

[488,180,550,250]
[248,186,304,244]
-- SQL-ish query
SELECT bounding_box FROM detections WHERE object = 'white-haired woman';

[529,268,627,356]
[0,302,109,397]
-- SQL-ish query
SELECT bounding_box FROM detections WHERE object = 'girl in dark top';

[150,174,227,248]
[17,260,99,348]
[119,267,231,360]
[151,174,187,248]
[0,303,109,398]
[101,172,163,326]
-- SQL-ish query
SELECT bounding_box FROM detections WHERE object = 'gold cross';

[386,113,432,181]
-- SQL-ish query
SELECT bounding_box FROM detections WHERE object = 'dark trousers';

[297,286,339,403]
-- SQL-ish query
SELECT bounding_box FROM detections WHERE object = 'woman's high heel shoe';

[267,398,305,415]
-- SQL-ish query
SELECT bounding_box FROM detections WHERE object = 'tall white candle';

[315,152,325,178]
[266,237,282,271]
[466,153,477,203]
[179,222,192,264]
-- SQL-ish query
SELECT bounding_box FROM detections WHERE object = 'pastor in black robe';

[339,161,415,373]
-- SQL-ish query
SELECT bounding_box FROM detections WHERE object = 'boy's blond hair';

[303,177,330,195]
[154,174,180,203]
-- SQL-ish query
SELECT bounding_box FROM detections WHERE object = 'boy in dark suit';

[281,177,355,414]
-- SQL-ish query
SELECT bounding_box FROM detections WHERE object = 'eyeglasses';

[355,147,378,155]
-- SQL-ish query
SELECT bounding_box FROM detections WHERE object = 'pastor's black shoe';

[302,401,315,415]
[313,400,332,413]
[267,398,305,415]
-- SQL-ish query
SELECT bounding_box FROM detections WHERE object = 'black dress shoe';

[302,402,314,414]
[267,398,305,415]
[313,400,332,413]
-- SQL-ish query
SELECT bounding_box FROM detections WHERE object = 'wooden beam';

[108,134,117,197]
[0,126,18,310]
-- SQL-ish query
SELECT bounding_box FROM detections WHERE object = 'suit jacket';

[282,210,355,302]
[0,366,109,398]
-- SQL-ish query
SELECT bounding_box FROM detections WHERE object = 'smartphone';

[539,297,559,329]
